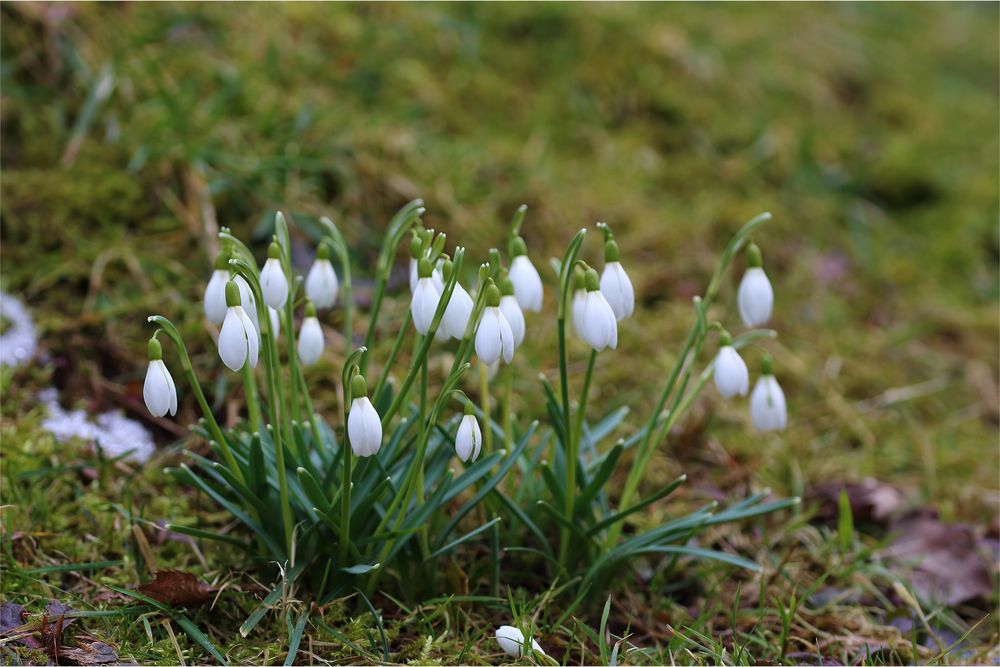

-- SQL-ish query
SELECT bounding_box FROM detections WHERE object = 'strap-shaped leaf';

[574,444,624,517]
[296,467,331,515]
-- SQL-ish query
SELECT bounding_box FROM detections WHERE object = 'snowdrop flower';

[713,331,749,398]
[305,242,339,310]
[737,243,773,327]
[260,241,288,309]
[750,356,787,431]
[495,625,544,658]
[408,232,445,293]
[499,277,525,348]
[411,259,442,336]
[509,237,543,312]
[204,250,231,324]
[599,236,634,320]
[297,301,324,366]
[475,283,515,365]
[234,274,261,340]
[570,267,587,338]
[455,403,483,462]
[347,374,382,457]
[440,260,474,340]
[218,280,259,371]
[577,268,617,352]
[143,338,177,418]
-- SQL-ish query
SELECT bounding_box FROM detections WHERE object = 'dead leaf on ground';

[0,601,42,649]
[883,509,995,607]
[808,477,905,526]
[137,569,215,607]
[60,636,119,665]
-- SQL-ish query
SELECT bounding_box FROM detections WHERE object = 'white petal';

[581,291,615,351]
[750,375,787,431]
[442,283,474,340]
[268,307,280,337]
[737,267,773,327]
[497,308,515,364]
[601,262,635,320]
[571,289,587,337]
[237,307,259,368]
[297,317,324,366]
[349,397,382,457]
[409,258,418,293]
[510,255,543,312]
[219,307,248,371]
[495,626,526,658]
[143,360,171,417]
[455,414,482,462]
[260,258,288,309]
[306,259,339,309]
[204,270,229,324]
[500,295,525,348]
[159,359,178,416]
[714,346,749,398]
[411,278,441,335]
[475,308,502,365]
[432,264,445,293]
[234,275,261,343]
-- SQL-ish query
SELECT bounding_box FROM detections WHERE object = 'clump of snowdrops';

[142,201,795,620]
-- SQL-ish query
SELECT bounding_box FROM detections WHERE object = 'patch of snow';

[0,292,38,367]
[39,388,155,463]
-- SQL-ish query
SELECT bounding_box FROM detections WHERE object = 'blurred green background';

[0,3,997,660]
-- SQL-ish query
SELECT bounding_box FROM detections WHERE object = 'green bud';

[573,266,586,290]
[485,282,501,307]
[431,233,446,259]
[350,374,368,399]
[442,259,454,281]
[500,276,515,296]
[225,280,241,307]
[761,354,774,375]
[584,267,600,292]
[268,241,281,259]
[746,243,762,268]
[719,330,733,347]
[604,239,620,263]
[317,241,331,261]
[511,236,527,257]
[418,258,433,278]
[463,401,474,416]
[147,337,163,361]
[304,299,317,317]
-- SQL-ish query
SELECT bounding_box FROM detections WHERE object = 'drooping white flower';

[297,303,324,366]
[601,262,634,321]
[441,281,474,340]
[499,290,525,349]
[260,242,288,309]
[576,268,617,351]
[305,243,339,310]
[495,625,544,658]
[347,375,382,457]
[234,274,261,340]
[476,284,515,365]
[737,243,773,327]
[218,280,260,371]
[455,407,483,462]
[571,288,587,338]
[509,238,543,312]
[143,338,177,418]
[713,335,749,398]
[204,267,229,324]
[750,360,787,431]
[411,259,442,336]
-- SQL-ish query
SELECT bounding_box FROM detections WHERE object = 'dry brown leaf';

[808,477,905,526]
[60,636,119,665]
[137,569,215,607]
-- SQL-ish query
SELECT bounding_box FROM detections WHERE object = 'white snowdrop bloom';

[297,303,324,366]
[268,307,280,336]
[713,336,749,398]
[143,338,177,418]
[499,288,525,349]
[441,281,474,340]
[347,375,382,457]
[750,359,787,431]
[571,288,587,338]
[218,280,260,371]
[577,268,617,352]
[305,243,339,310]
[737,243,773,327]
[475,285,515,365]
[598,233,634,320]
[495,626,544,658]
[411,260,442,336]
[509,237,543,312]
[260,242,288,309]
[455,406,483,462]
[233,274,261,340]
[204,267,230,324]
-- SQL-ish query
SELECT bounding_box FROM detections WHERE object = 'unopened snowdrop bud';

[347,374,382,457]
[713,331,749,398]
[509,237,543,312]
[204,250,231,324]
[495,625,544,658]
[499,276,525,348]
[218,280,259,371]
[475,282,515,365]
[578,268,618,352]
[411,259,442,335]
[600,238,635,321]
[305,242,339,310]
[737,243,773,327]
[441,259,474,340]
[260,241,288,309]
[143,337,177,418]
[455,402,482,462]
[297,301,324,366]
[750,356,787,431]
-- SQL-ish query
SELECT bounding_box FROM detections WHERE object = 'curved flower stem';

[147,315,241,483]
